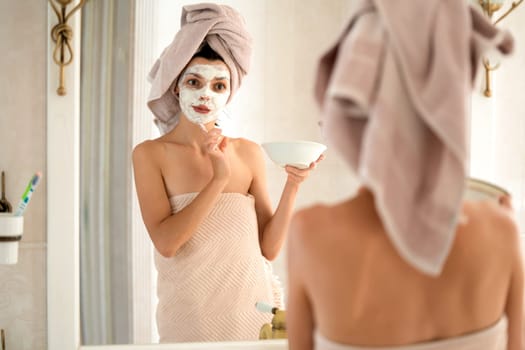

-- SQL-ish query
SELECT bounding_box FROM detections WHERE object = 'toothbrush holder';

[0,213,23,264]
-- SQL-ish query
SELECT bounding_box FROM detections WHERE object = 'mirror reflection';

[79,0,358,345]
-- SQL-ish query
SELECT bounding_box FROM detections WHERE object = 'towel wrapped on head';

[147,3,252,134]
[315,0,513,276]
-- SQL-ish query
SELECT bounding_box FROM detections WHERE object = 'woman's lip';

[192,105,210,113]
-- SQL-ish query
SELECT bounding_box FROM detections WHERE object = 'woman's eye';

[214,82,227,91]
[186,79,200,87]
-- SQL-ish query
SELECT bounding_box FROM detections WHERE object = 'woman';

[288,188,522,349]
[287,1,522,349]
[133,3,322,343]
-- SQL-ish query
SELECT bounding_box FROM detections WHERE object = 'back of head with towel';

[286,1,523,349]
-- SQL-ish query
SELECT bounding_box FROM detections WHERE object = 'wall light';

[478,0,523,97]
[48,0,87,96]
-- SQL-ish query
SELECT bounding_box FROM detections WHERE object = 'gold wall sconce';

[478,0,523,97]
[49,0,87,96]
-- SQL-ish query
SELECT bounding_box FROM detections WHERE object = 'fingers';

[218,135,229,152]
[285,166,308,176]
[284,153,325,173]
[284,165,312,185]
[204,128,225,152]
[206,128,223,142]
[206,138,227,153]
[303,153,325,170]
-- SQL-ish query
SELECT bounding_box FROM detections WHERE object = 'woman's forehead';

[184,57,230,78]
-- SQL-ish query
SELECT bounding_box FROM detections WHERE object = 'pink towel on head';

[147,3,252,134]
[315,0,513,276]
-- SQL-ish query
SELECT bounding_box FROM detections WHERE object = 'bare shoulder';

[461,200,521,254]
[132,139,166,165]
[290,204,333,244]
[293,204,332,227]
[232,137,262,155]
[465,200,519,235]
[132,139,162,157]
[287,204,329,268]
[230,137,265,168]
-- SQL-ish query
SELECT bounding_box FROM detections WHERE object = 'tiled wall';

[0,1,47,349]
[249,0,362,294]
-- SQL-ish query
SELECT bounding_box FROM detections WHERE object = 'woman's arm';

[505,227,523,350]
[246,140,320,260]
[132,137,229,257]
[498,195,524,350]
[287,212,315,350]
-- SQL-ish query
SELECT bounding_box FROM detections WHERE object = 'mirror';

[77,0,360,346]
[46,1,525,349]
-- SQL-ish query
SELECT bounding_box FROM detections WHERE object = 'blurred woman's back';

[287,188,523,349]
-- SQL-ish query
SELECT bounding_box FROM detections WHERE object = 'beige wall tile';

[0,1,46,243]
[0,1,47,348]
[0,243,46,350]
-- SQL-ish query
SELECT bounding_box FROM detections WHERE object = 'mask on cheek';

[177,64,231,125]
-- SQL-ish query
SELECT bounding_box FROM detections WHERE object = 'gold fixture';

[48,0,87,96]
[478,0,523,97]
[259,308,287,340]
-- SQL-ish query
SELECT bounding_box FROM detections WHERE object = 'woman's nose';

[199,94,210,101]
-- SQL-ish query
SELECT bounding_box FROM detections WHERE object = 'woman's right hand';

[204,128,231,182]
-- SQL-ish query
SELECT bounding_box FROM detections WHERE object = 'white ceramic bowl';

[261,141,327,169]
[464,177,509,202]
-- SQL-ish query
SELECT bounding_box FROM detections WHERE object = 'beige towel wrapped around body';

[155,192,283,343]
[314,317,507,350]
[147,3,252,134]
[315,0,513,276]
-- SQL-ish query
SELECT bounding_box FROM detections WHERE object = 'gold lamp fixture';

[478,0,523,97]
[49,0,87,96]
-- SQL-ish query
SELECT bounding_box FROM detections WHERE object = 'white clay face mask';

[178,64,231,126]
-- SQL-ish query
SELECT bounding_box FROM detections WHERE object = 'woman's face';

[176,57,231,125]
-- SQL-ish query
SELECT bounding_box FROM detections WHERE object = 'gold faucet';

[256,302,287,340]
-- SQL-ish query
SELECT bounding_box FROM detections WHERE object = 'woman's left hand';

[285,154,324,186]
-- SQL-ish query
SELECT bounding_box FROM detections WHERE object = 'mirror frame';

[46,4,287,350]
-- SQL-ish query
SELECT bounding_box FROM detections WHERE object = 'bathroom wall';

[470,7,525,242]
[256,0,361,293]
[0,1,47,350]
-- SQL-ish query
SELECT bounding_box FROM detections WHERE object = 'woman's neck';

[168,116,215,148]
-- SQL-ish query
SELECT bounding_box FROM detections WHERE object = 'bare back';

[287,189,523,348]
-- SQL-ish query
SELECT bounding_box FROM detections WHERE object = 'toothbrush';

[14,172,42,216]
